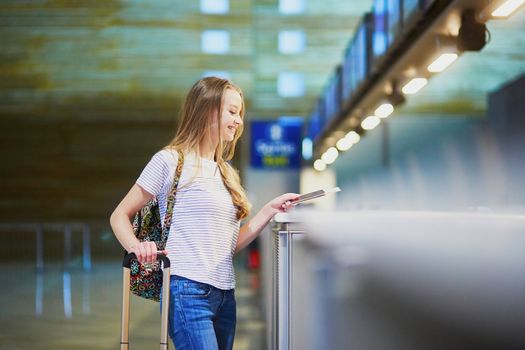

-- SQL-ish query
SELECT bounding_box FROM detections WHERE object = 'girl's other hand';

[129,241,168,264]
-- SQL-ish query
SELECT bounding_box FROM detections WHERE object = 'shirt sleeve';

[136,151,169,196]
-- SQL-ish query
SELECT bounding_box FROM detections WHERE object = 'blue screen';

[308,111,321,141]
[325,76,335,120]
[403,0,420,22]
[343,18,368,101]
[325,67,342,121]
[343,44,353,100]
[334,66,342,112]
[373,0,388,59]
[355,24,367,86]
[387,0,401,45]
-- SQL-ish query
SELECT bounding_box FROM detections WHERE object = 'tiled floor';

[0,259,265,350]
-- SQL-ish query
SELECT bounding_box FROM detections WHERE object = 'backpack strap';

[162,150,184,238]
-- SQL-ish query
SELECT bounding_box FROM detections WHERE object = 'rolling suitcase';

[120,253,171,350]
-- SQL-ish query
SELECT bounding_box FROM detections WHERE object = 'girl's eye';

[230,111,236,115]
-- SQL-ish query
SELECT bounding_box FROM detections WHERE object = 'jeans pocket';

[180,280,212,298]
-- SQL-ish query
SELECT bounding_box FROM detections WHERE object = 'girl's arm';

[109,184,164,263]
[235,193,299,253]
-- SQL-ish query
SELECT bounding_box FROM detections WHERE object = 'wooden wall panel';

[0,119,175,221]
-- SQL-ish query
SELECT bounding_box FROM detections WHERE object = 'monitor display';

[342,43,354,100]
[324,66,343,122]
[343,15,370,102]
[309,97,326,141]
[403,0,420,23]
[387,0,402,45]
[324,75,335,121]
[334,65,342,114]
[307,103,321,141]
[372,0,388,61]
[318,97,326,131]
[355,22,368,87]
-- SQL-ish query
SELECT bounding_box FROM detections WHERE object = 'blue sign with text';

[250,119,302,169]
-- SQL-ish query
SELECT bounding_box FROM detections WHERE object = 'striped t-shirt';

[136,149,240,290]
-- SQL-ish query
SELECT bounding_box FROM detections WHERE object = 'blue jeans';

[165,275,236,350]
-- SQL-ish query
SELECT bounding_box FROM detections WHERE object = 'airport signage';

[250,119,302,169]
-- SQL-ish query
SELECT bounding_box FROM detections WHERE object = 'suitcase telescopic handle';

[121,252,171,350]
[122,252,171,268]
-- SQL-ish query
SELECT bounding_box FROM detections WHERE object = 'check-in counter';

[268,210,525,350]
[267,213,304,350]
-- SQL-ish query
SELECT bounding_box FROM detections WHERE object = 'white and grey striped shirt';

[136,149,240,290]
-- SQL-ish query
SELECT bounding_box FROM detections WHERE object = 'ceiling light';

[374,103,394,118]
[361,116,380,130]
[336,137,353,151]
[345,130,360,144]
[321,147,338,164]
[402,78,428,95]
[278,72,305,97]
[321,151,330,163]
[313,159,326,171]
[492,0,525,17]
[200,0,229,14]
[278,30,306,54]
[302,137,313,160]
[201,30,230,54]
[279,0,305,14]
[428,53,458,73]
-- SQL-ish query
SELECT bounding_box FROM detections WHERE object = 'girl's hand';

[129,241,168,264]
[266,193,300,215]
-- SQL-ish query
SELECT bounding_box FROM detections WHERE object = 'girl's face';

[220,89,243,142]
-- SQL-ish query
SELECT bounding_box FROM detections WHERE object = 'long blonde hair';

[166,76,251,220]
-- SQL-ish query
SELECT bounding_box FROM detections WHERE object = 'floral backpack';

[128,151,184,301]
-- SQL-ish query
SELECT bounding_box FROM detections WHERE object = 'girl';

[110,76,298,349]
